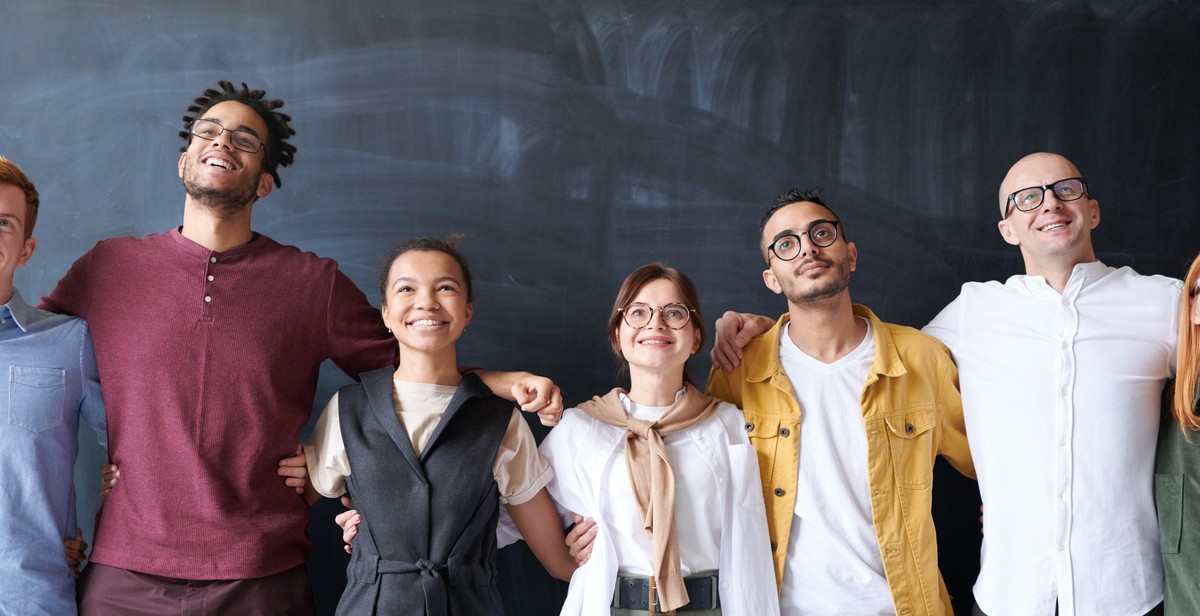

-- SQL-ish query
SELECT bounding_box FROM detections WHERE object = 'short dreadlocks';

[179,80,297,188]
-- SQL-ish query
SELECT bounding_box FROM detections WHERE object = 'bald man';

[923,153,1178,616]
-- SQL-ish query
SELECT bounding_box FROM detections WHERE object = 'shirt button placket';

[203,254,218,317]
[1054,289,1079,606]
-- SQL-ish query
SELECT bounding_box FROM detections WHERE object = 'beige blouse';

[304,379,552,505]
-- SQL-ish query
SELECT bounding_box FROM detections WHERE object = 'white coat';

[538,400,780,616]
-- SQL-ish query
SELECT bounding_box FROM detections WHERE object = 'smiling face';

[997,153,1099,272]
[177,101,274,217]
[616,277,701,378]
[0,184,36,304]
[761,200,856,306]
[380,249,473,357]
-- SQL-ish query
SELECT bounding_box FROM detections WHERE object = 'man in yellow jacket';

[707,188,974,616]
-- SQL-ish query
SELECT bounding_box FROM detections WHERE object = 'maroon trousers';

[77,562,314,616]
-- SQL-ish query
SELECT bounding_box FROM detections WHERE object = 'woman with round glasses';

[1156,252,1200,614]
[538,263,778,615]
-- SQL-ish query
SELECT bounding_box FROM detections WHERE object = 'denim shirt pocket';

[741,412,781,489]
[883,407,936,490]
[1155,473,1183,554]
[8,366,66,434]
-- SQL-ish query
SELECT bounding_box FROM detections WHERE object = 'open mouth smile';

[201,154,236,170]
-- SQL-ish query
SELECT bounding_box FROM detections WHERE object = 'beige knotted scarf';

[577,384,720,612]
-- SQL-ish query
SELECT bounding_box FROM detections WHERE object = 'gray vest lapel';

[362,368,426,480]
[421,372,494,464]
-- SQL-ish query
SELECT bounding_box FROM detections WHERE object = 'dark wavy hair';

[179,80,297,188]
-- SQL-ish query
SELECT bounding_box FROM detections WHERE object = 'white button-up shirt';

[925,261,1180,616]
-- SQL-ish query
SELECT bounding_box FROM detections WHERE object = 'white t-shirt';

[778,319,894,616]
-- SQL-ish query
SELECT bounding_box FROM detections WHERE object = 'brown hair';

[1175,251,1200,432]
[0,156,38,237]
[606,263,707,385]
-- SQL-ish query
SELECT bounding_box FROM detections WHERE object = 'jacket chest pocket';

[8,366,66,434]
[883,407,936,490]
[742,412,796,489]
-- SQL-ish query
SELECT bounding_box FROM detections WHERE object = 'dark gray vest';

[335,368,511,616]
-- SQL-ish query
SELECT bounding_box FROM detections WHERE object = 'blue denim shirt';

[0,289,106,615]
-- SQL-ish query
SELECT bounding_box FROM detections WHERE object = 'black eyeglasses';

[190,119,266,154]
[1003,177,1087,219]
[767,220,840,262]
[619,302,694,329]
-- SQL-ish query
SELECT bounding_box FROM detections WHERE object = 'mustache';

[791,257,832,276]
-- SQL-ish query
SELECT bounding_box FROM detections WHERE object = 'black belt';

[612,572,720,612]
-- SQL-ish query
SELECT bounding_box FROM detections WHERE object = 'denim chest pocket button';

[8,366,67,434]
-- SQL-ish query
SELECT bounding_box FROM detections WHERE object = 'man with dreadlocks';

[41,81,563,615]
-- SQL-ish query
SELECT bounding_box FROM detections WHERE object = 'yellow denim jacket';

[706,305,974,616]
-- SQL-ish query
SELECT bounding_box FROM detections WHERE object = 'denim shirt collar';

[2,288,33,333]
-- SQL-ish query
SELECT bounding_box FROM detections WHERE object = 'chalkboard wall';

[5,1,1198,613]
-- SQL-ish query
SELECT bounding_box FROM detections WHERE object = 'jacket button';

[773,488,785,497]
[744,422,754,431]
[770,542,777,551]
[779,428,790,437]
[905,422,914,434]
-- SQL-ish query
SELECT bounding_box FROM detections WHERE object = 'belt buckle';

[648,576,676,615]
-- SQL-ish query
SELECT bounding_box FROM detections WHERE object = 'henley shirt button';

[204,295,212,303]
[780,428,790,437]
[207,275,214,282]
[744,423,754,432]
[1059,544,1066,551]
[773,488,785,497]
[210,256,217,263]
[1061,340,1068,349]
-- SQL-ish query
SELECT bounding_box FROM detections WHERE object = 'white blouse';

[536,392,780,616]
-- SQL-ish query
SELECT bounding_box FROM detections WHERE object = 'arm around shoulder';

[473,370,564,426]
[324,267,397,378]
[39,244,99,315]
